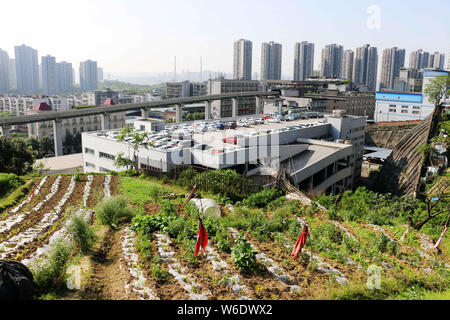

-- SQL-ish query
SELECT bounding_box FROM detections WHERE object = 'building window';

[401,105,409,109]
[401,110,408,114]
[413,106,420,110]
[84,147,95,155]
[99,151,115,161]
[85,162,95,169]
[99,167,110,172]
[389,108,396,113]
[412,111,420,115]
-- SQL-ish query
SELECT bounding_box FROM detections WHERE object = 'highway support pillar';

[205,101,212,120]
[176,104,183,123]
[232,98,238,118]
[141,108,150,118]
[100,113,110,130]
[255,96,262,115]
[52,119,63,157]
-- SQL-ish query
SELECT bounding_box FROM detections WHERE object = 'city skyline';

[0,0,448,79]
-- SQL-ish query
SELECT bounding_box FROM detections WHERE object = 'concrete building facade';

[320,44,343,79]
[41,55,57,95]
[56,61,73,92]
[342,50,354,81]
[261,42,282,81]
[233,39,252,80]
[79,60,98,91]
[380,47,406,90]
[293,41,314,81]
[207,79,260,118]
[15,44,39,95]
[0,49,10,93]
[353,44,378,91]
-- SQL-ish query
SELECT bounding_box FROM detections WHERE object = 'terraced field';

[1,173,448,300]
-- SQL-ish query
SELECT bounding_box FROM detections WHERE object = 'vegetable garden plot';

[9,176,48,215]
[0,176,79,260]
[155,232,211,300]
[0,176,62,241]
[204,245,252,300]
[22,176,95,267]
[228,228,300,293]
[120,227,159,300]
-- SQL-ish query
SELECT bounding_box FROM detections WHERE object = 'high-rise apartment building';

[352,44,378,91]
[56,61,73,92]
[233,39,252,80]
[409,49,430,70]
[79,60,98,91]
[320,44,343,79]
[342,50,354,81]
[429,52,445,69]
[0,49,10,93]
[293,41,314,81]
[15,44,39,94]
[41,55,57,95]
[260,41,282,81]
[379,47,405,90]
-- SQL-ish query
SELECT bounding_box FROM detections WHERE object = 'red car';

[263,116,272,120]
[223,136,237,144]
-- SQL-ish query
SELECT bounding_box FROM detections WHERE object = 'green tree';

[0,137,35,175]
[116,126,152,170]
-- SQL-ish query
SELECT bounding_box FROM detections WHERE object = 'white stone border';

[155,232,211,300]
[9,176,48,214]
[120,227,159,300]
[0,176,76,259]
[0,176,61,237]
[104,175,112,199]
[204,245,252,300]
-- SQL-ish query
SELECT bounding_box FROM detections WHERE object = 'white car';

[266,117,280,123]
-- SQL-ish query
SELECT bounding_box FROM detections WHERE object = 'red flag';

[291,225,308,261]
[194,218,208,257]
[28,184,37,201]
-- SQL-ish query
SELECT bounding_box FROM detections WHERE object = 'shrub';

[32,240,72,293]
[95,196,135,226]
[67,215,95,254]
[231,233,259,274]
[131,213,170,235]
[242,188,283,209]
[149,185,160,203]
[184,201,199,219]
[0,173,23,197]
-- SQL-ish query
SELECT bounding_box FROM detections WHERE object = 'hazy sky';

[1,0,449,79]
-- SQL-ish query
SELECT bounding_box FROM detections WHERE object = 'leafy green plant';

[151,265,169,281]
[67,215,95,254]
[242,188,283,209]
[95,196,135,226]
[134,234,153,261]
[231,233,259,274]
[32,239,72,294]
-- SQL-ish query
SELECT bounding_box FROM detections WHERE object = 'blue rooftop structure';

[375,92,423,103]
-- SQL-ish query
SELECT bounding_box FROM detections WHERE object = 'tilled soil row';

[1,176,53,221]
[86,175,105,208]
[0,176,68,243]
[5,178,86,261]
[82,227,138,300]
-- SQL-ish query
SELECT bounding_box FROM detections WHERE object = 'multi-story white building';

[56,61,73,92]
[374,92,430,122]
[0,95,34,116]
[82,114,366,195]
[342,50,354,81]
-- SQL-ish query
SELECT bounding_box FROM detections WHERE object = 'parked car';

[224,121,237,129]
